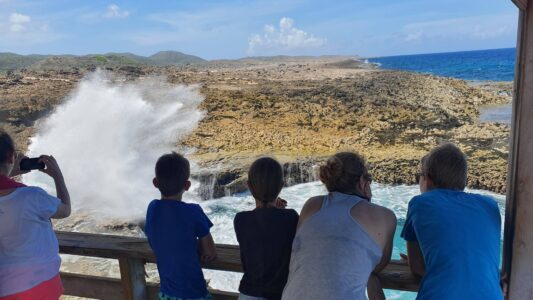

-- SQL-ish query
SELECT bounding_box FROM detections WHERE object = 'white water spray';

[24,71,205,219]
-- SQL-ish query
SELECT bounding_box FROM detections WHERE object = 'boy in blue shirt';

[402,143,503,300]
[145,152,216,300]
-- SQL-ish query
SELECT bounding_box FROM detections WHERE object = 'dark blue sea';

[368,48,515,81]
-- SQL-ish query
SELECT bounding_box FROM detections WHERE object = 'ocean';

[368,48,516,82]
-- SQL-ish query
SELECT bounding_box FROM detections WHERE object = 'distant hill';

[0,51,206,72]
[0,53,50,71]
[149,51,206,66]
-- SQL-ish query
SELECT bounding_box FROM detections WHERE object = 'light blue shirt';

[402,189,502,300]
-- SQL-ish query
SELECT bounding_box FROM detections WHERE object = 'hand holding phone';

[37,155,63,181]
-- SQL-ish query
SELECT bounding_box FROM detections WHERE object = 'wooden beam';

[512,0,528,11]
[119,258,147,300]
[61,272,124,299]
[57,231,242,272]
[56,231,420,291]
[507,3,533,299]
[61,272,238,300]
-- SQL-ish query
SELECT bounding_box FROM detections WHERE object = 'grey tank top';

[281,192,382,300]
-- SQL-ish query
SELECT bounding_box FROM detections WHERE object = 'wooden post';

[506,1,533,299]
[119,258,147,300]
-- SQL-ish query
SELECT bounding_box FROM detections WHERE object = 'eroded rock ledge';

[0,57,511,197]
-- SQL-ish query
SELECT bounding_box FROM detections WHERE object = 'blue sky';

[0,0,519,59]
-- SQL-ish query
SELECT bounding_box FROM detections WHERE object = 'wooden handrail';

[56,231,419,299]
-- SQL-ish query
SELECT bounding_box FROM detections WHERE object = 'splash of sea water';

[21,71,506,299]
[23,71,205,219]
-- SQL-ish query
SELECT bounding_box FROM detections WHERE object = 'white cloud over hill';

[248,17,326,55]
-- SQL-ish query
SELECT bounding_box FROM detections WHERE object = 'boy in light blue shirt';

[402,143,503,300]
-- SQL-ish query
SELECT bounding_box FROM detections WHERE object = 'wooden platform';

[57,231,419,299]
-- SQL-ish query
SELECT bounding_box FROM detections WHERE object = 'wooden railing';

[57,231,419,299]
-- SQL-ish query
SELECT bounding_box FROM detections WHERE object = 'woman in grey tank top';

[281,152,397,300]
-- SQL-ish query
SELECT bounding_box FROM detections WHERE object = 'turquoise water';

[369,48,515,81]
[200,181,506,299]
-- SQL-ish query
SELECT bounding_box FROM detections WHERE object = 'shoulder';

[407,193,430,210]
[470,193,501,214]
[234,210,250,223]
[146,199,159,210]
[286,208,299,218]
[364,202,397,225]
[474,193,499,206]
[19,186,48,196]
[301,195,325,212]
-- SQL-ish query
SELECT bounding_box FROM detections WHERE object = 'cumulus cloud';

[9,13,31,33]
[104,4,129,19]
[1,12,62,46]
[248,17,326,54]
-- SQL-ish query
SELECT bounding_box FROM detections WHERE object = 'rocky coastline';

[0,56,512,197]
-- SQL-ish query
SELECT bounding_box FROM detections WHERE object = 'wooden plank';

[61,271,123,299]
[61,272,238,300]
[507,3,533,299]
[57,231,242,272]
[56,231,419,291]
[119,258,147,300]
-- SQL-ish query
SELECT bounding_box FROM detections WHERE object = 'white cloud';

[0,12,62,46]
[248,17,326,54]
[9,13,31,33]
[104,4,129,19]
[401,14,516,42]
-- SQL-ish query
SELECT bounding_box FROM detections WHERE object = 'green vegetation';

[0,51,207,72]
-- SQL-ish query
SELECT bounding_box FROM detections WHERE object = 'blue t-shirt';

[145,199,213,298]
[401,189,502,300]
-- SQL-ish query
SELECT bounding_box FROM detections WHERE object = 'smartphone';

[19,157,45,171]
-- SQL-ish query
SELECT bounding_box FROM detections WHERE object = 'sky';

[0,0,519,59]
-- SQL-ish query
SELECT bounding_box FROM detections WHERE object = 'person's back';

[235,208,298,300]
[144,152,216,300]
[282,193,386,300]
[402,143,502,300]
[234,157,299,300]
[403,190,501,299]
[282,152,396,300]
[0,130,71,300]
[145,200,213,298]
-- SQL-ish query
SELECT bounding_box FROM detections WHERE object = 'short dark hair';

[319,152,368,194]
[155,152,190,197]
[422,143,467,191]
[0,130,15,165]
[248,157,284,204]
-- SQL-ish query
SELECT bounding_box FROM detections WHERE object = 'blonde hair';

[319,152,367,194]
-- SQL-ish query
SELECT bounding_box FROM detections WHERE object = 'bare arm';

[198,233,217,262]
[367,210,397,300]
[406,241,425,277]
[39,155,71,219]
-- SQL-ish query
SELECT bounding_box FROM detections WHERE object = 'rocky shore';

[0,56,512,196]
